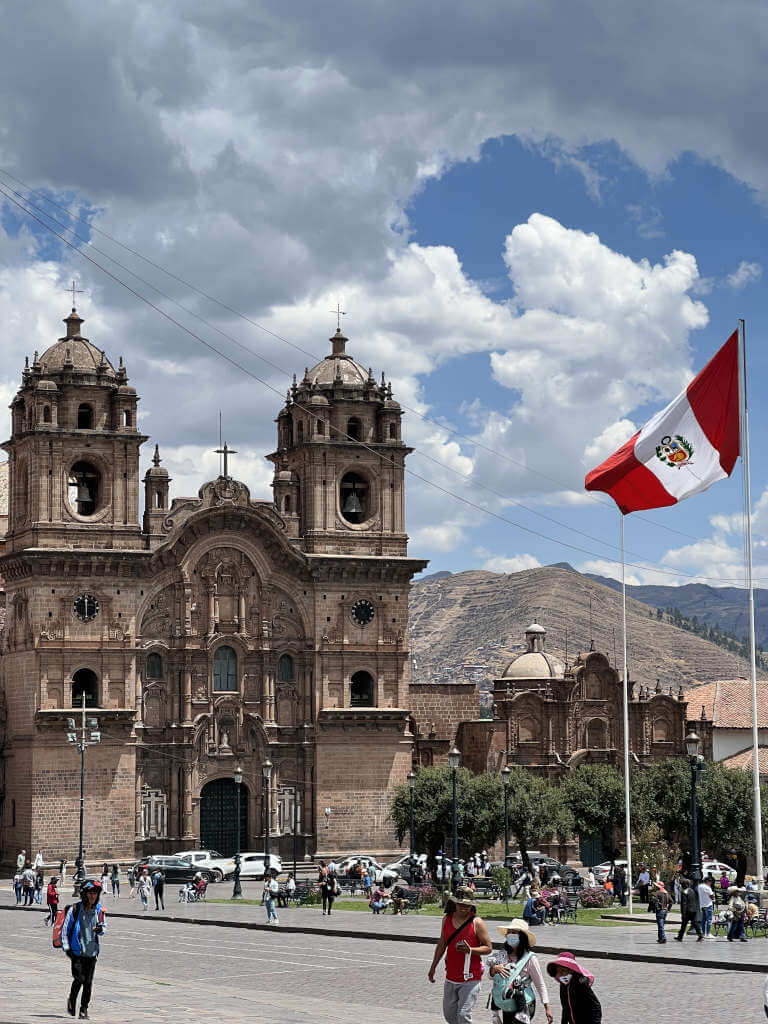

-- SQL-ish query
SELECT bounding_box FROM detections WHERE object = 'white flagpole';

[620,513,634,913]
[738,318,764,885]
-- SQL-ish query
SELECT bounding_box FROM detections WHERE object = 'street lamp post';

[232,764,243,899]
[407,770,416,862]
[685,731,705,883]
[448,747,461,892]
[292,786,299,882]
[501,765,511,872]
[263,758,273,880]
[65,692,101,893]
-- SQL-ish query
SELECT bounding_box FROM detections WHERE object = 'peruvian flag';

[585,332,740,514]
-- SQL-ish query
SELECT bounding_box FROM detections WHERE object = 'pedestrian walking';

[60,858,67,887]
[675,879,703,941]
[546,951,602,1024]
[137,871,152,912]
[34,867,44,904]
[100,864,110,894]
[61,879,106,1020]
[320,872,338,915]
[17,849,26,873]
[650,882,671,944]
[22,864,36,906]
[697,877,715,939]
[110,864,120,899]
[152,869,165,910]
[127,864,136,899]
[427,887,489,1024]
[611,864,626,907]
[14,871,23,905]
[487,918,553,1024]
[46,876,60,925]
[264,872,279,924]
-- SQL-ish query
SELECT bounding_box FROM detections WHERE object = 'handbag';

[491,952,537,1020]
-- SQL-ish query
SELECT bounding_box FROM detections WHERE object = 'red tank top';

[443,914,483,982]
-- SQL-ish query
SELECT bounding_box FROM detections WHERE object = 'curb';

[5,903,766,974]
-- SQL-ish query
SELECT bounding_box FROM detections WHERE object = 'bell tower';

[268,328,409,556]
[2,305,148,551]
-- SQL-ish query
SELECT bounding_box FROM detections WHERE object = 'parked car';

[335,855,398,886]
[133,856,216,885]
[237,852,284,879]
[175,849,236,882]
[701,860,737,882]
[593,859,628,883]
[384,853,427,874]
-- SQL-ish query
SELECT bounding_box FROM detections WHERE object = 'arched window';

[43,405,51,423]
[350,670,375,707]
[316,419,324,435]
[652,718,672,743]
[518,716,539,742]
[213,645,237,691]
[155,490,163,509]
[278,653,294,681]
[77,404,93,429]
[340,471,370,525]
[68,461,100,516]
[146,653,163,679]
[123,409,131,428]
[587,718,607,749]
[388,422,397,440]
[347,417,362,442]
[283,495,291,514]
[72,668,99,708]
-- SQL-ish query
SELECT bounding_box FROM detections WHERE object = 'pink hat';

[546,952,595,985]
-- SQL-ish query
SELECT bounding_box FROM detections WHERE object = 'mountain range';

[409,566,757,692]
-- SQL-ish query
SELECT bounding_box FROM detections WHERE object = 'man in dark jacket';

[675,878,703,941]
[61,880,106,1019]
[650,882,672,943]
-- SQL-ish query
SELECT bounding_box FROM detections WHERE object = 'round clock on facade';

[351,598,375,627]
[73,594,99,622]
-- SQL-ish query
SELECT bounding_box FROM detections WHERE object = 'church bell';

[343,488,363,517]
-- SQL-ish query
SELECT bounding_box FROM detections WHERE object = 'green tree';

[560,764,625,853]
[389,767,504,870]
[504,766,572,868]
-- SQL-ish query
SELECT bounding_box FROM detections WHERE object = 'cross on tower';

[69,280,84,310]
[330,302,346,330]
[215,442,237,479]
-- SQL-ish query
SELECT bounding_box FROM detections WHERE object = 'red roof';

[720,746,768,774]
[684,679,768,730]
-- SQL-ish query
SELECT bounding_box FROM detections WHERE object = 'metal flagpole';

[620,514,633,913]
[738,319,764,886]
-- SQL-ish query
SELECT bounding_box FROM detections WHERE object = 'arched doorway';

[200,778,248,856]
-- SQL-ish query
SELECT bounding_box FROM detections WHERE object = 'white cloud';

[577,558,673,587]
[477,551,542,574]
[727,261,762,289]
[583,420,638,467]
[626,203,664,240]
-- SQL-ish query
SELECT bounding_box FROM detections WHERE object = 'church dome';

[501,623,564,679]
[38,310,116,377]
[308,393,330,406]
[307,330,369,387]
[34,379,57,391]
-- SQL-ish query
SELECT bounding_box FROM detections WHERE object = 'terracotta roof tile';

[721,746,768,774]
[684,679,768,729]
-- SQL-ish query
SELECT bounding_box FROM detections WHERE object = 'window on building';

[316,419,324,435]
[278,653,294,681]
[586,718,607,749]
[123,409,131,428]
[652,718,672,743]
[68,461,100,516]
[77,404,94,429]
[518,717,539,742]
[146,653,163,679]
[283,495,291,514]
[72,668,99,708]
[388,422,397,440]
[347,417,362,442]
[297,421,304,443]
[213,645,237,691]
[350,670,375,707]
[340,471,370,525]
[43,405,51,423]
[155,490,163,509]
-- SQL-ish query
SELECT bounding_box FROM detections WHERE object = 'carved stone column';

[238,590,246,633]
[182,764,195,839]
[207,586,216,636]
[135,767,144,839]
[183,658,192,725]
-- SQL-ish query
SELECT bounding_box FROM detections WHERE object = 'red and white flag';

[585,332,740,514]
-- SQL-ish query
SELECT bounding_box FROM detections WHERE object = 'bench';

[291,881,312,905]
[336,876,361,895]
[471,877,501,899]
[390,888,422,914]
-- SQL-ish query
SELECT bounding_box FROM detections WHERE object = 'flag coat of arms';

[585,332,740,514]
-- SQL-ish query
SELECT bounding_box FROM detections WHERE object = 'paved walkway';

[4,886,765,972]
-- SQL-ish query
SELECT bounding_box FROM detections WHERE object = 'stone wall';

[408,681,479,751]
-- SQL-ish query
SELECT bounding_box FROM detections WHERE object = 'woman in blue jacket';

[61,880,106,1020]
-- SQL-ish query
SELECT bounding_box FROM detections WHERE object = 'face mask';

[558,975,572,986]
[505,935,520,950]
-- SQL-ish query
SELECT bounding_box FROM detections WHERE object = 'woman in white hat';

[486,919,553,1024]
[428,886,492,1024]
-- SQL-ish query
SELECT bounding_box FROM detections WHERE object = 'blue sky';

[0,1,767,590]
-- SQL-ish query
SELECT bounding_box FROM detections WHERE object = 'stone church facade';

[0,306,426,866]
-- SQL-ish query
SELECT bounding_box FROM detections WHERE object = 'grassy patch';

[329,899,633,927]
